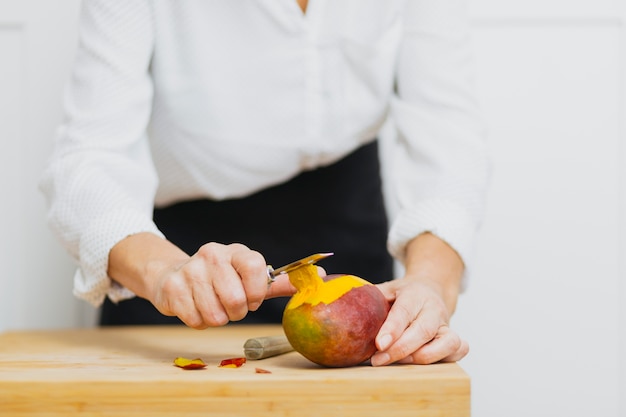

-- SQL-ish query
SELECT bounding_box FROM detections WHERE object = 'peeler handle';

[243,335,294,360]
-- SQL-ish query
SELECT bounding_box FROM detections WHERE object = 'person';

[40,0,489,367]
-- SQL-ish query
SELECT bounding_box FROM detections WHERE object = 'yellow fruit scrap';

[173,357,207,370]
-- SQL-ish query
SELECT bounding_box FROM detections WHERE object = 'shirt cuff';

[73,208,164,307]
[387,199,478,291]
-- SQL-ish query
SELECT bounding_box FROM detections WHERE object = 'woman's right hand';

[108,233,296,329]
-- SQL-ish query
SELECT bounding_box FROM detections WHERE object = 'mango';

[282,265,390,367]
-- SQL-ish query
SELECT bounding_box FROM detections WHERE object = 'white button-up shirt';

[40,0,490,306]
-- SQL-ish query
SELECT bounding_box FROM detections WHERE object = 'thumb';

[374,280,399,303]
[265,274,296,299]
[264,266,326,299]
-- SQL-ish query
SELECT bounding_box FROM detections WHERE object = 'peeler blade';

[266,252,333,284]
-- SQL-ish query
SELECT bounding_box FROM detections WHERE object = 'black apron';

[100,140,393,325]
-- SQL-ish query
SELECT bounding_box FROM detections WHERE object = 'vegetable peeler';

[265,252,333,285]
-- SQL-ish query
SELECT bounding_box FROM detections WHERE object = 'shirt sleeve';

[39,0,163,306]
[387,0,491,285]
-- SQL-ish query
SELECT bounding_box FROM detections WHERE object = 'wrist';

[108,232,189,300]
[403,232,464,314]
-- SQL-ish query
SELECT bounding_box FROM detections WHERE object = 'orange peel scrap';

[218,357,246,368]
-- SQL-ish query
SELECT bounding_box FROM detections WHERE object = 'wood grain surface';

[0,325,470,416]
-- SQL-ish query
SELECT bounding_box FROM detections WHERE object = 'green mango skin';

[282,278,390,368]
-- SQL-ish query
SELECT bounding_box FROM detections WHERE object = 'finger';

[160,287,208,329]
[265,274,297,299]
[372,301,441,366]
[152,265,211,329]
[441,338,469,363]
[194,243,250,322]
[181,259,230,327]
[191,282,230,327]
[266,265,325,298]
[231,248,268,311]
[396,326,467,365]
[374,280,399,303]
[211,263,249,322]
[173,303,208,329]
[373,284,421,353]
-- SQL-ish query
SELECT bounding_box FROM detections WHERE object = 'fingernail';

[378,334,392,351]
[371,352,390,367]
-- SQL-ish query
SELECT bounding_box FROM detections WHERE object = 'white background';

[0,1,624,416]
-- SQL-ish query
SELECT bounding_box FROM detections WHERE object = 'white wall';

[0,1,623,417]
[0,0,93,331]
[452,0,625,416]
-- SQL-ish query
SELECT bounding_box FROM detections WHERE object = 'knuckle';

[234,249,266,277]
[224,306,247,322]
[447,332,462,350]
[223,291,248,308]
[459,340,470,358]
[227,309,247,322]
[412,354,434,365]
[159,275,187,299]
[213,288,248,322]
[391,302,415,327]
[186,318,207,330]
[416,333,464,364]
[413,351,440,365]
[238,257,263,275]
[204,312,229,327]
[196,304,229,327]
[394,345,414,361]
[228,242,250,252]
[410,347,440,365]
[248,250,266,269]
[442,334,469,362]
[178,311,206,329]
[414,320,438,342]
[197,242,222,260]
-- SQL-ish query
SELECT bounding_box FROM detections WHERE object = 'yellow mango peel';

[285,264,370,310]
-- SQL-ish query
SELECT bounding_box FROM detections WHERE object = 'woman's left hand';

[370,278,469,366]
[369,232,469,366]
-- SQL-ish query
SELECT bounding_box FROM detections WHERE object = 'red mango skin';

[282,276,390,368]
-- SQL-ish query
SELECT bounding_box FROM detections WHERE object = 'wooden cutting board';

[0,325,470,416]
